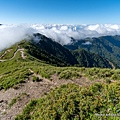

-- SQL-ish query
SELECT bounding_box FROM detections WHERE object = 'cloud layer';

[0,24,37,51]
[0,24,120,51]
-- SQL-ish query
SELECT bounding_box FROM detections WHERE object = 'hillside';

[0,34,115,90]
[22,33,78,66]
[65,35,120,68]
[15,83,120,120]
[17,33,112,68]
[72,49,112,68]
[0,36,120,119]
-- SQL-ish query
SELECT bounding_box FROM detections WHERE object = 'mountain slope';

[65,35,120,68]
[72,49,112,68]
[31,33,78,66]
[0,33,112,68]
[24,33,112,68]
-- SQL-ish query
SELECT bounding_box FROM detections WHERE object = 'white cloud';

[0,24,120,51]
[82,41,92,45]
[31,24,120,40]
[0,24,37,51]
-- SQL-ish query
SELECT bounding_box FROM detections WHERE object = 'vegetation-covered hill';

[21,33,78,66]
[33,33,78,65]
[72,49,112,68]
[65,35,120,68]
[17,33,112,68]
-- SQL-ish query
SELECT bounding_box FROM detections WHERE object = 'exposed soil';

[0,70,103,120]
[0,49,25,62]
[0,49,13,59]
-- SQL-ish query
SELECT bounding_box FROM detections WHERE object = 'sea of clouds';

[0,24,120,51]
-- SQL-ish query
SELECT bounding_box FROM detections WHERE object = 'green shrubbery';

[32,76,42,82]
[59,70,81,79]
[15,83,120,120]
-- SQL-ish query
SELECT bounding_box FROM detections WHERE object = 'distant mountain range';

[65,35,120,68]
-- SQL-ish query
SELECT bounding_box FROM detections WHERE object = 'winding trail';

[0,49,12,59]
[0,51,7,59]
[107,59,116,69]
[0,49,25,62]
[20,50,26,59]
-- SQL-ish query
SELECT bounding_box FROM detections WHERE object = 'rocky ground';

[0,70,101,120]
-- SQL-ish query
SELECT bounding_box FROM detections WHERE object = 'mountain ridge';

[65,35,120,68]
[0,33,113,68]
[22,33,113,68]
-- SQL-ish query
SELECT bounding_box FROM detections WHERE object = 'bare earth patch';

[0,72,104,120]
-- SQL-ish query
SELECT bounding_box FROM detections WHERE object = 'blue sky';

[0,0,120,24]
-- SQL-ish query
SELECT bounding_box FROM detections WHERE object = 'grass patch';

[32,76,42,82]
[15,82,120,120]
[59,70,81,79]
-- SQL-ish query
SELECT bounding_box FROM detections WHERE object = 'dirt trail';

[0,49,25,62]
[0,76,53,120]
[0,51,7,59]
[0,69,102,120]
[20,50,26,59]
[107,60,115,69]
[0,49,12,59]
